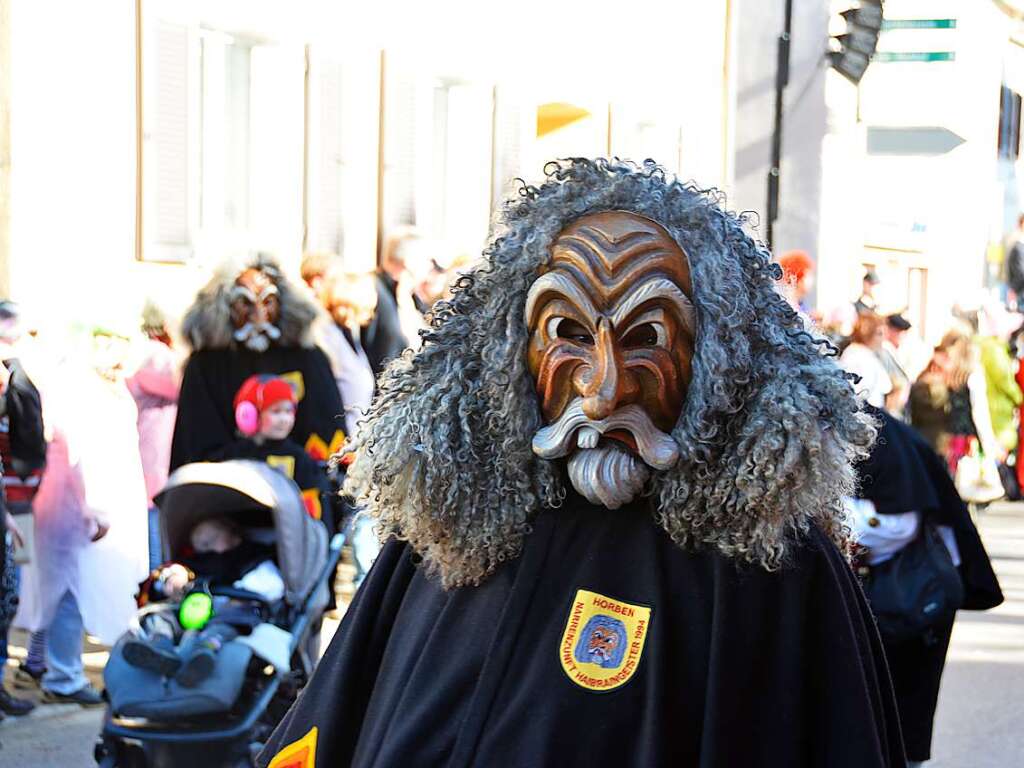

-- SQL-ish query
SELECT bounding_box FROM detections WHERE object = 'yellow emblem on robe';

[267,725,318,768]
[265,455,296,479]
[303,429,346,462]
[279,371,305,402]
[327,429,347,456]
[559,589,651,692]
[301,488,323,520]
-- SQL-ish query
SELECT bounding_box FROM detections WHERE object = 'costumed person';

[259,159,904,768]
[126,300,181,570]
[15,325,149,705]
[169,255,345,473]
[210,375,330,521]
[849,407,1002,766]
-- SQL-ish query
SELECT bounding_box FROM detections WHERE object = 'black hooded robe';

[855,408,1002,762]
[169,347,344,472]
[259,496,905,768]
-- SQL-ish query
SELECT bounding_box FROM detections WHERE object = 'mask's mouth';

[575,426,638,454]
[234,322,282,351]
[533,399,679,471]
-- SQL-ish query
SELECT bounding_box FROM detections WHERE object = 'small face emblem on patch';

[559,588,651,691]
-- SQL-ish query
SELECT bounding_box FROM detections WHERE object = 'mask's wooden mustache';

[532,398,679,470]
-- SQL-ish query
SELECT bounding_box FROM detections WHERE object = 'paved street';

[2,507,1023,766]
[929,502,1024,767]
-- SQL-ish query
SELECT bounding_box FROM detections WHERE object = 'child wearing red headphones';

[212,375,331,522]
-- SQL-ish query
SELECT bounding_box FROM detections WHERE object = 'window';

[141,14,304,263]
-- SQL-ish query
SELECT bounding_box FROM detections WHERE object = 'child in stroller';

[96,460,342,768]
[123,515,285,687]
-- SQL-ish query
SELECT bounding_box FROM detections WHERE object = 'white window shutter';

[306,54,344,255]
[150,20,192,254]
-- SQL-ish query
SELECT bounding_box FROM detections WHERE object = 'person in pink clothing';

[125,303,181,570]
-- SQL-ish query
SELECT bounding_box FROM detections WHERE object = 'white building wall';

[9,1,144,328]
[4,2,736,331]
[849,0,1006,340]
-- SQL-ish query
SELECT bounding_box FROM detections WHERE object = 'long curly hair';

[345,159,875,588]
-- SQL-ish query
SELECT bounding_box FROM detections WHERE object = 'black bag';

[861,525,964,642]
[997,460,1020,501]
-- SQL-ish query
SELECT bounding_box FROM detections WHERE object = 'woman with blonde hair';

[910,322,1002,474]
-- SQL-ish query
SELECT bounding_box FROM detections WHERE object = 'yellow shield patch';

[280,371,306,403]
[268,725,318,768]
[559,589,651,692]
[265,455,296,479]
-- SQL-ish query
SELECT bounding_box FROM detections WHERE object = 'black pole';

[766,0,794,252]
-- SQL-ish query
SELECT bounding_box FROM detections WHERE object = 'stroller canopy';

[155,461,327,606]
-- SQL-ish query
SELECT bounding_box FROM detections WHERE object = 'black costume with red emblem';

[169,258,345,471]
[259,494,905,768]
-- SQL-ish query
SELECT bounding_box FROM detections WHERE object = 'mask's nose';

[578,317,633,421]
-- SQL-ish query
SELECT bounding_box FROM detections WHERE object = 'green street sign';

[882,19,957,30]
[874,51,956,63]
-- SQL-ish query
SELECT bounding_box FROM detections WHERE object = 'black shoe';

[175,647,216,688]
[0,688,37,716]
[122,639,182,678]
[12,662,45,689]
[42,684,104,707]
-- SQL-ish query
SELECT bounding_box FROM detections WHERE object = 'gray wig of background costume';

[181,253,318,351]
[345,158,875,588]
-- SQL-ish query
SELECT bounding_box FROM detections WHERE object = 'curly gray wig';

[345,158,874,588]
[181,253,318,351]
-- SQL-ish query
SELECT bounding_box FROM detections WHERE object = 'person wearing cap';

[879,314,913,417]
[210,375,330,523]
[855,270,881,315]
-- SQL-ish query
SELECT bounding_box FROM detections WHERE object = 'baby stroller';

[94,460,343,768]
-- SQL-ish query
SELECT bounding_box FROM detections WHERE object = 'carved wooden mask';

[525,211,696,437]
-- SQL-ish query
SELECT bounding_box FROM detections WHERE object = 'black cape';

[854,408,1003,761]
[856,407,1003,611]
[260,497,905,767]
[169,346,344,471]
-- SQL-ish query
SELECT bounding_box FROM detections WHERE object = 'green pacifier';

[179,588,214,631]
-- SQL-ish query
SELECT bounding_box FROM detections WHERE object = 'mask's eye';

[621,322,666,348]
[553,318,594,345]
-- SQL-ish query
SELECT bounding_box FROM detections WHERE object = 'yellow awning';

[537,102,591,137]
